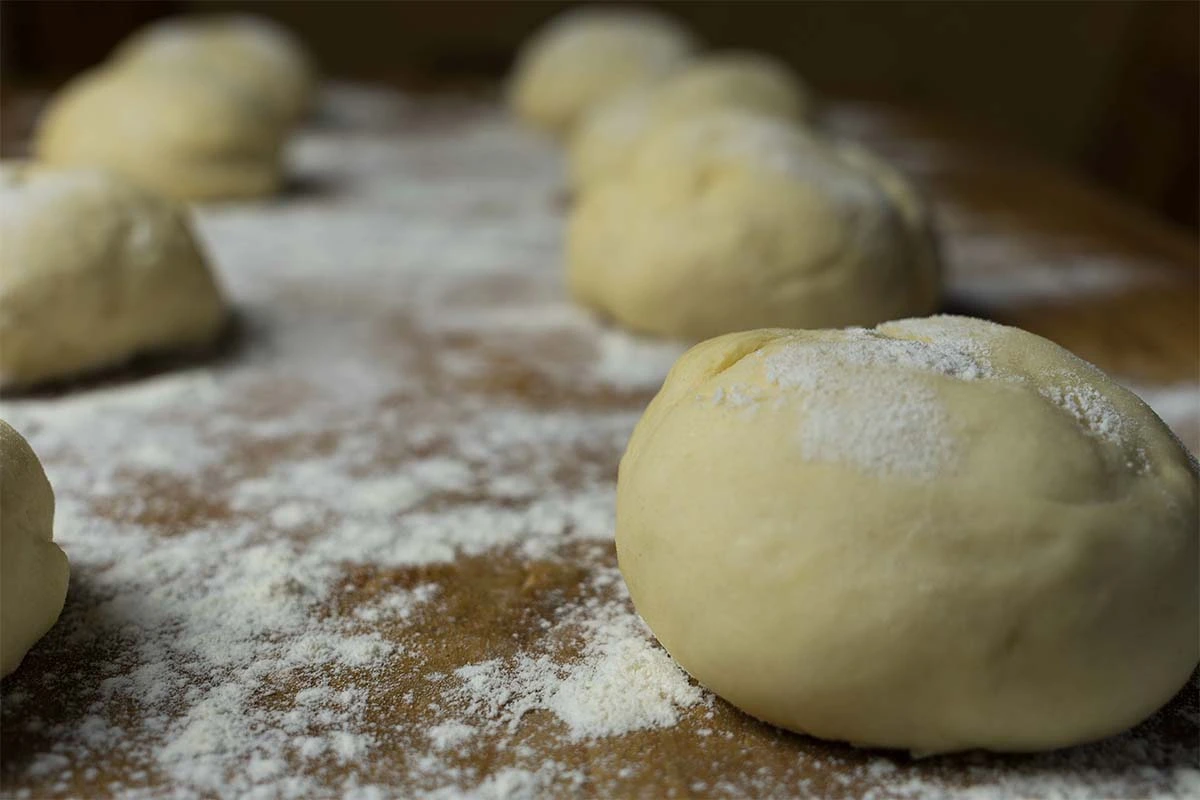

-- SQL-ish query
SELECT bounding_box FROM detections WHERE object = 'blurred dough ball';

[508,5,698,138]
[567,111,940,340]
[654,51,813,121]
[1,419,69,679]
[0,164,227,389]
[617,317,1199,753]
[34,66,285,201]
[569,86,662,190]
[570,51,816,191]
[112,14,316,126]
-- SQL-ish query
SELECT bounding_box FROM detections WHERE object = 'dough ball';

[0,164,228,389]
[570,51,815,191]
[1,420,69,678]
[617,316,1199,754]
[508,6,698,138]
[111,14,316,126]
[568,85,662,191]
[656,51,813,122]
[34,65,285,201]
[567,112,940,340]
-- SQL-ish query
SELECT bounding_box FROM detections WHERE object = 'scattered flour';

[745,320,1163,476]
[588,328,688,392]
[1,86,1196,800]
[449,571,703,741]
[759,327,992,478]
[948,241,1170,306]
[1041,381,1129,447]
[0,91,652,799]
[797,379,954,479]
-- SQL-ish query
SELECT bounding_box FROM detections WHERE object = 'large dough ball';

[617,316,1199,754]
[0,164,228,389]
[111,14,316,126]
[567,112,940,340]
[34,65,285,201]
[570,52,815,191]
[1,420,69,678]
[508,6,698,138]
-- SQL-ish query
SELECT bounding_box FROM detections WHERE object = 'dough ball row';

[34,14,315,202]
[510,6,939,341]
[508,5,1199,756]
[0,14,314,391]
[2,13,315,675]
[2,6,1196,769]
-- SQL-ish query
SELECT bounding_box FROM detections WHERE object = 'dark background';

[2,0,1196,231]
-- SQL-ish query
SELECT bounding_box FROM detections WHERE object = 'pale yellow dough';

[0,164,227,389]
[508,6,698,138]
[569,52,815,191]
[0,420,69,678]
[111,14,316,126]
[34,65,285,202]
[617,316,1199,754]
[567,111,940,340]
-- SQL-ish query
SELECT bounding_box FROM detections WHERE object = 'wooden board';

[1,86,1197,799]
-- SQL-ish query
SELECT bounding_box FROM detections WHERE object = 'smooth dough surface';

[569,52,815,191]
[0,420,69,678]
[507,6,698,138]
[617,316,1199,754]
[34,65,285,201]
[0,164,227,388]
[568,111,940,340]
[111,13,315,126]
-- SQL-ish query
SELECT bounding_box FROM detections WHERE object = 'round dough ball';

[567,111,940,340]
[34,66,285,201]
[568,85,663,190]
[655,51,813,122]
[111,14,316,126]
[0,164,228,389]
[1,420,69,678]
[617,316,1199,754]
[508,6,698,138]
[570,52,815,191]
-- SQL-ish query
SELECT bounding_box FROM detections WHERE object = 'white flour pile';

[449,567,704,741]
[1,86,1197,799]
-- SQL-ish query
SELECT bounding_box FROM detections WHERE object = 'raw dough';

[570,52,815,191]
[34,65,285,201]
[0,420,69,678]
[111,14,316,126]
[0,164,227,388]
[567,111,940,340]
[507,6,698,138]
[617,316,1199,754]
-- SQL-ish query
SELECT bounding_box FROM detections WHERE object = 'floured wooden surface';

[1,85,1197,799]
